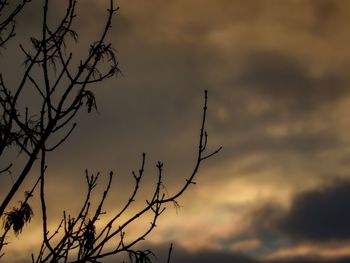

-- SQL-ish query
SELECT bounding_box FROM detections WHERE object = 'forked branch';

[33,90,222,263]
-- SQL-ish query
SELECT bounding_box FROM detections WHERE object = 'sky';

[2,0,350,262]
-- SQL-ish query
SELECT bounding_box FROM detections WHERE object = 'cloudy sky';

[2,0,350,262]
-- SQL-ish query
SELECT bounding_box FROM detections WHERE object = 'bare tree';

[0,0,32,177]
[0,0,31,47]
[0,0,221,262]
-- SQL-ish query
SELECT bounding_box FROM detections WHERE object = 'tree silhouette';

[0,0,221,262]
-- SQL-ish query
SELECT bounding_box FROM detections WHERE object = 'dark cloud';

[235,51,347,113]
[224,129,340,159]
[279,181,350,242]
[205,50,348,169]
[254,181,350,243]
[174,252,350,263]
[211,49,349,134]
[269,257,350,263]
[103,243,350,263]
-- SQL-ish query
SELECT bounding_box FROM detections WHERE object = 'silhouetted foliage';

[4,201,33,235]
[0,0,221,262]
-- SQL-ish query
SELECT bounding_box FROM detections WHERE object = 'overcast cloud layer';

[2,0,350,262]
